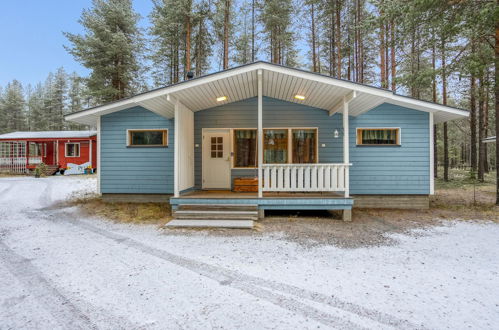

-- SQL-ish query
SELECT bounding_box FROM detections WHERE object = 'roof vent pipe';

[186,72,194,79]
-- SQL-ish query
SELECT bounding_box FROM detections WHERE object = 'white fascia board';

[258,63,389,97]
[389,95,469,117]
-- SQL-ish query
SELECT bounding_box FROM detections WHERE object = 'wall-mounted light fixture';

[216,96,227,102]
[294,94,305,100]
[334,129,340,138]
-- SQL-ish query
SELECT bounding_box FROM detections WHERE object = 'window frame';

[356,127,401,146]
[230,127,319,169]
[126,129,169,147]
[65,142,80,158]
[232,128,258,169]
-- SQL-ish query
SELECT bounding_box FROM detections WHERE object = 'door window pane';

[292,129,317,163]
[264,129,288,164]
[233,130,257,167]
[211,136,223,158]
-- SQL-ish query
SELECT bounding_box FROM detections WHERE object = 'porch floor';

[179,190,345,199]
[170,190,353,212]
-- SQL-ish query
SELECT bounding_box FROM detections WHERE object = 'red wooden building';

[0,131,97,175]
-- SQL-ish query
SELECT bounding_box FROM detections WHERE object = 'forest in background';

[0,0,497,185]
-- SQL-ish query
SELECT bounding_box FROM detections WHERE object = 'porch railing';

[262,163,350,192]
[0,157,27,173]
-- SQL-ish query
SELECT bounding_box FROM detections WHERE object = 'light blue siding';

[194,97,343,188]
[195,97,430,194]
[100,97,430,195]
[100,106,174,194]
[349,104,430,194]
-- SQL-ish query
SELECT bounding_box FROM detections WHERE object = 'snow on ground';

[0,176,498,329]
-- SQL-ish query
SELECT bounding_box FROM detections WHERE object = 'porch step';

[177,204,258,211]
[173,211,258,220]
[168,204,258,229]
[166,219,254,229]
[45,165,59,176]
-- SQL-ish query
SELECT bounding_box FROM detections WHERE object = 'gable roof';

[65,61,469,126]
[0,130,97,140]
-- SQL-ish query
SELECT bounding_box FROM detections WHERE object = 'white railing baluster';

[261,163,350,193]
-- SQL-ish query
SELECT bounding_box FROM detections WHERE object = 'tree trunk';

[379,12,386,88]
[185,14,191,76]
[251,0,255,62]
[484,79,489,173]
[390,20,396,91]
[442,38,449,181]
[311,3,317,72]
[432,40,438,178]
[329,6,335,77]
[470,73,477,176]
[335,1,341,78]
[478,76,485,182]
[223,0,230,70]
[495,0,499,205]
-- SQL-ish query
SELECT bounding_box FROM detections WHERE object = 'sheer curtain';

[292,129,316,163]
[234,129,257,167]
[264,129,288,163]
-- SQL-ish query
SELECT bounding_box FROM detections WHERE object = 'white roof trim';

[65,61,469,126]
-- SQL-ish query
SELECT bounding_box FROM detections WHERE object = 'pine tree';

[64,0,144,102]
[232,0,252,65]
[2,80,26,132]
[52,67,68,130]
[26,83,45,131]
[259,0,297,66]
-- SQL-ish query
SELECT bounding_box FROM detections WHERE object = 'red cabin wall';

[0,136,97,171]
[57,137,97,170]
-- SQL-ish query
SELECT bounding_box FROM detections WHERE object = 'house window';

[29,142,44,157]
[233,129,257,167]
[65,143,80,157]
[128,129,168,147]
[264,129,288,164]
[211,136,224,158]
[357,128,400,146]
[232,128,319,167]
[292,129,317,163]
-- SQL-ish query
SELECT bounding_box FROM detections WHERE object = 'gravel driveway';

[1,176,498,329]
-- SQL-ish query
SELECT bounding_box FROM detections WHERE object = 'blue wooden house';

[66,62,468,228]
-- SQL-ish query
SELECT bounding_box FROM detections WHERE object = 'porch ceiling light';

[216,96,227,102]
[294,94,305,100]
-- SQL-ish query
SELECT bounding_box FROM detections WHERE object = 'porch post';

[343,96,350,198]
[257,69,263,198]
[89,139,92,168]
[174,100,180,197]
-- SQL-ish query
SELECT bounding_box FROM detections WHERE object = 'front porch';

[170,190,353,224]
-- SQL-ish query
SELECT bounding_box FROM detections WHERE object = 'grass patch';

[431,168,498,220]
[69,193,172,225]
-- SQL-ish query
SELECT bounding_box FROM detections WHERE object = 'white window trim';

[65,142,80,157]
[231,127,319,169]
[355,127,401,146]
[126,128,169,147]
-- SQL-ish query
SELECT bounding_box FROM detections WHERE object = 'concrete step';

[166,219,254,229]
[173,212,258,220]
[177,204,258,211]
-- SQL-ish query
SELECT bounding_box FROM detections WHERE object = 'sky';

[0,0,153,87]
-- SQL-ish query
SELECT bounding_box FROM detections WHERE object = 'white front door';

[202,129,231,189]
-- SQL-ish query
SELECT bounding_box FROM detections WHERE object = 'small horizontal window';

[357,128,400,146]
[128,130,168,147]
[65,143,80,157]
